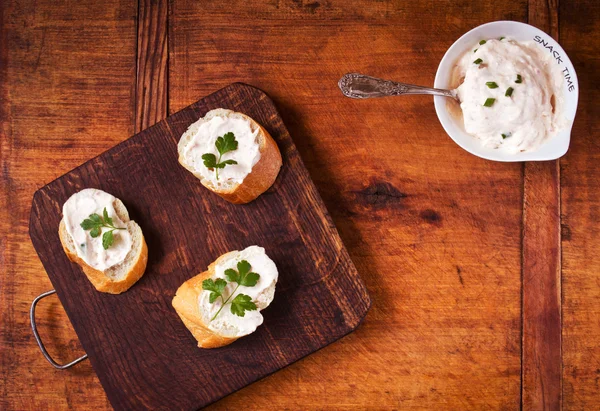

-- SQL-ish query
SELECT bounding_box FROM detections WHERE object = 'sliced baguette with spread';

[177,108,282,204]
[59,188,148,294]
[172,246,278,349]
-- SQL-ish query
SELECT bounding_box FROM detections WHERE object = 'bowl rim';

[433,20,579,162]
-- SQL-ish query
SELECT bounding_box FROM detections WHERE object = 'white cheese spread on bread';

[454,38,567,153]
[199,246,278,337]
[63,188,132,272]
[182,115,261,187]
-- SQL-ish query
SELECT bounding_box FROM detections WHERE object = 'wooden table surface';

[1,0,598,410]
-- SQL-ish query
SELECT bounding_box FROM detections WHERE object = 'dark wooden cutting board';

[29,83,371,410]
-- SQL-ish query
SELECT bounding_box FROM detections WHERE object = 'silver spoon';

[338,73,459,101]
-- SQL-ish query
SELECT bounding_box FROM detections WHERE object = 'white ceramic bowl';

[434,21,579,162]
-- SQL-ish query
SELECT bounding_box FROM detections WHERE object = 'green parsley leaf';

[214,159,238,169]
[241,272,260,287]
[474,58,483,65]
[499,36,505,40]
[237,260,251,276]
[224,268,239,283]
[103,208,113,225]
[215,132,238,156]
[505,87,514,97]
[201,153,217,169]
[483,98,496,107]
[215,278,228,291]
[202,278,227,303]
[479,40,486,45]
[473,48,478,53]
[80,207,126,249]
[230,294,257,317]
[202,278,227,293]
[515,74,522,83]
[224,260,260,286]
[486,82,499,89]
[102,230,113,250]
[80,218,95,230]
[206,260,262,321]
[202,132,239,180]
[501,133,512,139]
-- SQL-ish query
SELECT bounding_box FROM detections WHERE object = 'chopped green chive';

[499,36,505,41]
[486,82,499,89]
[479,40,487,45]
[474,48,478,53]
[515,74,523,83]
[501,133,512,139]
[483,98,496,107]
[474,58,483,64]
[505,87,514,97]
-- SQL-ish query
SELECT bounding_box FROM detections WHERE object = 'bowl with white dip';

[434,21,578,161]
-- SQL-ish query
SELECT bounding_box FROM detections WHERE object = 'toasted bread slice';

[59,198,148,294]
[177,108,282,204]
[172,247,278,349]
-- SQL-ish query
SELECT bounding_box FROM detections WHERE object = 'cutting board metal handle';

[30,289,89,369]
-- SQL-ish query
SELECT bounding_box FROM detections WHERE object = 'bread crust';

[177,109,282,204]
[58,219,148,294]
[172,251,240,349]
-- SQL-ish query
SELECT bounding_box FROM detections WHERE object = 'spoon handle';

[338,73,457,100]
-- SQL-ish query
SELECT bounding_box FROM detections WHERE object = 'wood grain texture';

[29,83,371,410]
[135,0,168,132]
[169,1,526,409]
[522,162,561,411]
[522,1,562,409]
[559,1,600,409]
[0,0,137,409]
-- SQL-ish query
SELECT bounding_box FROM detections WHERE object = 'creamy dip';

[453,38,566,153]
[182,115,260,187]
[63,189,132,271]
[199,246,278,337]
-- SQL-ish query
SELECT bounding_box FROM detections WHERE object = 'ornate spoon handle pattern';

[338,73,458,101]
